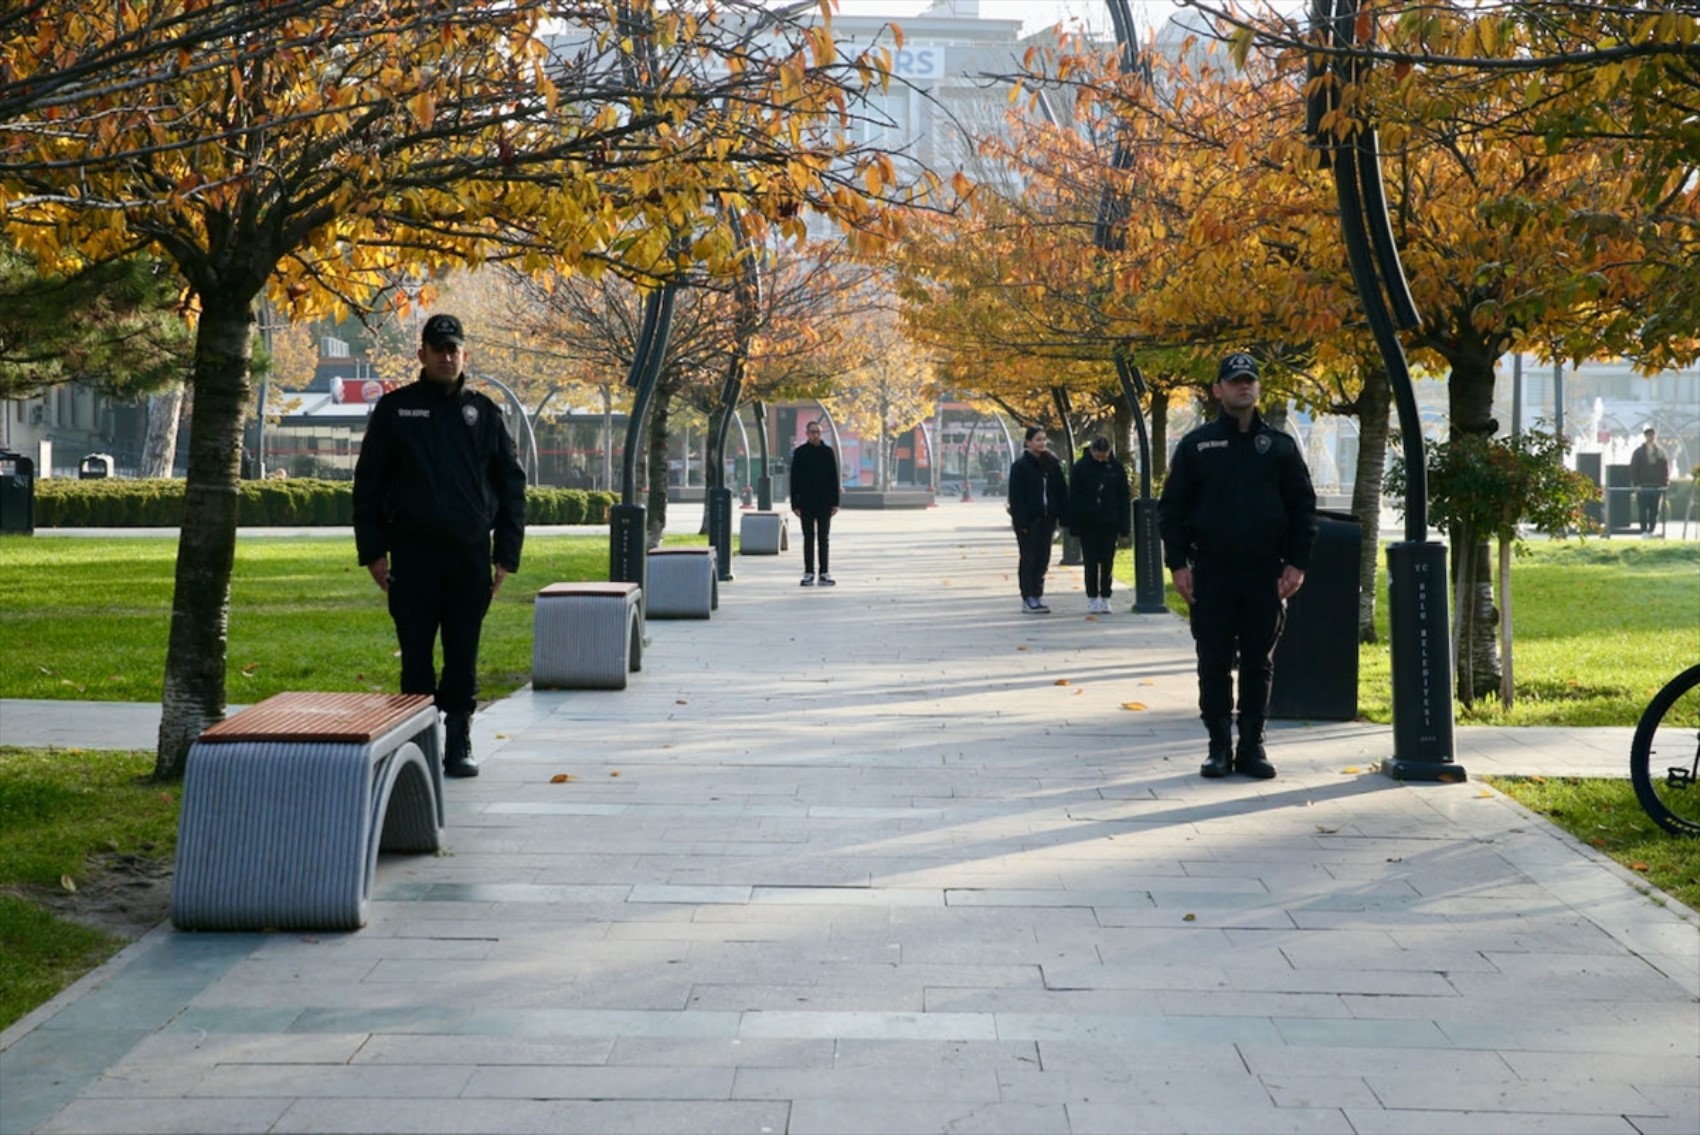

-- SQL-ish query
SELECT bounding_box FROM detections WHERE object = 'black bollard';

[609,504,648,620]
[707,487,735,582]
[1382,540,1465,781]
[1130,497,1166,612]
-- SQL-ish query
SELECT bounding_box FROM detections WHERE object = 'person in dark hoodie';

[1159,352,1316,781]
[1007,425,1069,614]
[1068,435,1132,615]
[789,419,842,585]
[353,314,527,779]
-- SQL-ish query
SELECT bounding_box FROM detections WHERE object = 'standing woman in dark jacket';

[1007,425,1069,613]
[1068,435,1131,615]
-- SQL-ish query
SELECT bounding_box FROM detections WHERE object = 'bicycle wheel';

[1630,663,1700,838]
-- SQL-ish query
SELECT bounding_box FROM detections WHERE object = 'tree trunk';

[1148,391,1169,487]
[154,298,254,778]
[139,384,186,478]
[644,377,673,548]
[1498,535,1514,708]
[1351,362,1393,643]
[1447,352,1503,702]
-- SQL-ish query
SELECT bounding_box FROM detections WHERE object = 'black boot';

[444,712,479,779]
[1234,717,1276,779]
[1200,718,1233,778]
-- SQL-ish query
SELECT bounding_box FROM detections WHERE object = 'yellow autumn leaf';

[550,773,573,783]
[1120,702,1147,712]
[1342,766,1361,774]
[1054,679,1070,686]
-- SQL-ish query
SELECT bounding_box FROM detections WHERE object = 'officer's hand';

[1171,566,1194,604]
[492,566,509,597]
[1277,565,1305,600]
[366,556,390,592]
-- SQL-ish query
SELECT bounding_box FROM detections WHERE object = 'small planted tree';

[1388,428,1597,709]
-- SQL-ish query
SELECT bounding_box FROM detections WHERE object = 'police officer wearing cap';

[1159,352,1316,780]
[354,314,526,778]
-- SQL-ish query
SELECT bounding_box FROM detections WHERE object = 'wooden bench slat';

[198,692,437,744]
[538,581,642,598]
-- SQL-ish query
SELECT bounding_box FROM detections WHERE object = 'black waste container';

[0,450,35,534]
[1268,509,1359,720]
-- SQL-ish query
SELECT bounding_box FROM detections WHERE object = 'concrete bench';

[171,692,443,932]
[645,547,718,619]
[739,510,789,555]
[533,581,644,689]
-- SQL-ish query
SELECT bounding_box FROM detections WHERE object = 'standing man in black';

[790,419,841,586]
[1628,426,1670,536]
[1159,353,1316,779]
[1008,425,1069,614]
[354,314,526,778]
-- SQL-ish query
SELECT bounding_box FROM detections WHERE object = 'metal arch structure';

[609,284,678,590]
[1307,0,1461,781]
[1096,0,1169,613]
[469,373,541,486]
[707,209,763,581]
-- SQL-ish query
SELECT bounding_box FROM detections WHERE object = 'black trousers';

[1077,527,1118,598]
[1188,561,1286,724]
[1637,488,1663,533]
[799,509,832,573]
[1015,521,1055,599]
[388,538,493,717]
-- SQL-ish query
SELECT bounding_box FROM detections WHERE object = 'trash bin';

[0,450,35,535]
[79,453,114,479]
[1268,509,1359,720]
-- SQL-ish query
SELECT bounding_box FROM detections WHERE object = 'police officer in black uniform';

[1159,352,1316,780]
[354,314,526,779]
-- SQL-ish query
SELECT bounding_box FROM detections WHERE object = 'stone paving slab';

[2,503,1697,1134]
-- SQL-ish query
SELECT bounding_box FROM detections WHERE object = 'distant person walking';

[1629,426,1670,536]
[1068,435,1131,615]
[1008,425,1068,614]
[353,314,527,779]
[1159,353,1316,780]
[790,419,841,586]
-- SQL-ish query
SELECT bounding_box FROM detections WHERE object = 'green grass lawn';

[0,747,179,1031]
[0,532,700,704]
[1123,539,1697,728]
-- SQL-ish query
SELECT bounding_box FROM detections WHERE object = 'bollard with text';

[1131,497,1166,613]
[609,503,647,606]
[707,487,734,582]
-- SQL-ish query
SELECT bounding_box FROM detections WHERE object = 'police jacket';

[1007,450,1068,530]
[353,375,526,571]
[1158,411,1316,572]
[1068,453,1131,536]
[789,440,841,512]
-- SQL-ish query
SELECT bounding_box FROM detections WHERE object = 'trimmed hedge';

[31,478,616,528]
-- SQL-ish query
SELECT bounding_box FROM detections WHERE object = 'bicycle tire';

[1630,662,1700,838]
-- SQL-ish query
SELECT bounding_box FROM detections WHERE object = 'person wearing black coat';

[1159,352,1316,781]
[1068,436,1132,614]
[1007,425,1069,613]
[353,314,527,779]
[789,420,842,585]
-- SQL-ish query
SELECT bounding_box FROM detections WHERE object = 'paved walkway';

[2,503,1695,1134]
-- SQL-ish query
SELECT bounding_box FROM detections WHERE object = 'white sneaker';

[800,572,815,586]
[818,573,836,586]
[1099,597,1113,614]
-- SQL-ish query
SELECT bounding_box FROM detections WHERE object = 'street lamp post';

[1308,0,1462,781]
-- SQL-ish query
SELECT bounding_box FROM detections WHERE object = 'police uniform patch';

[1255,434,1271,455]
[463,404,479,427]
